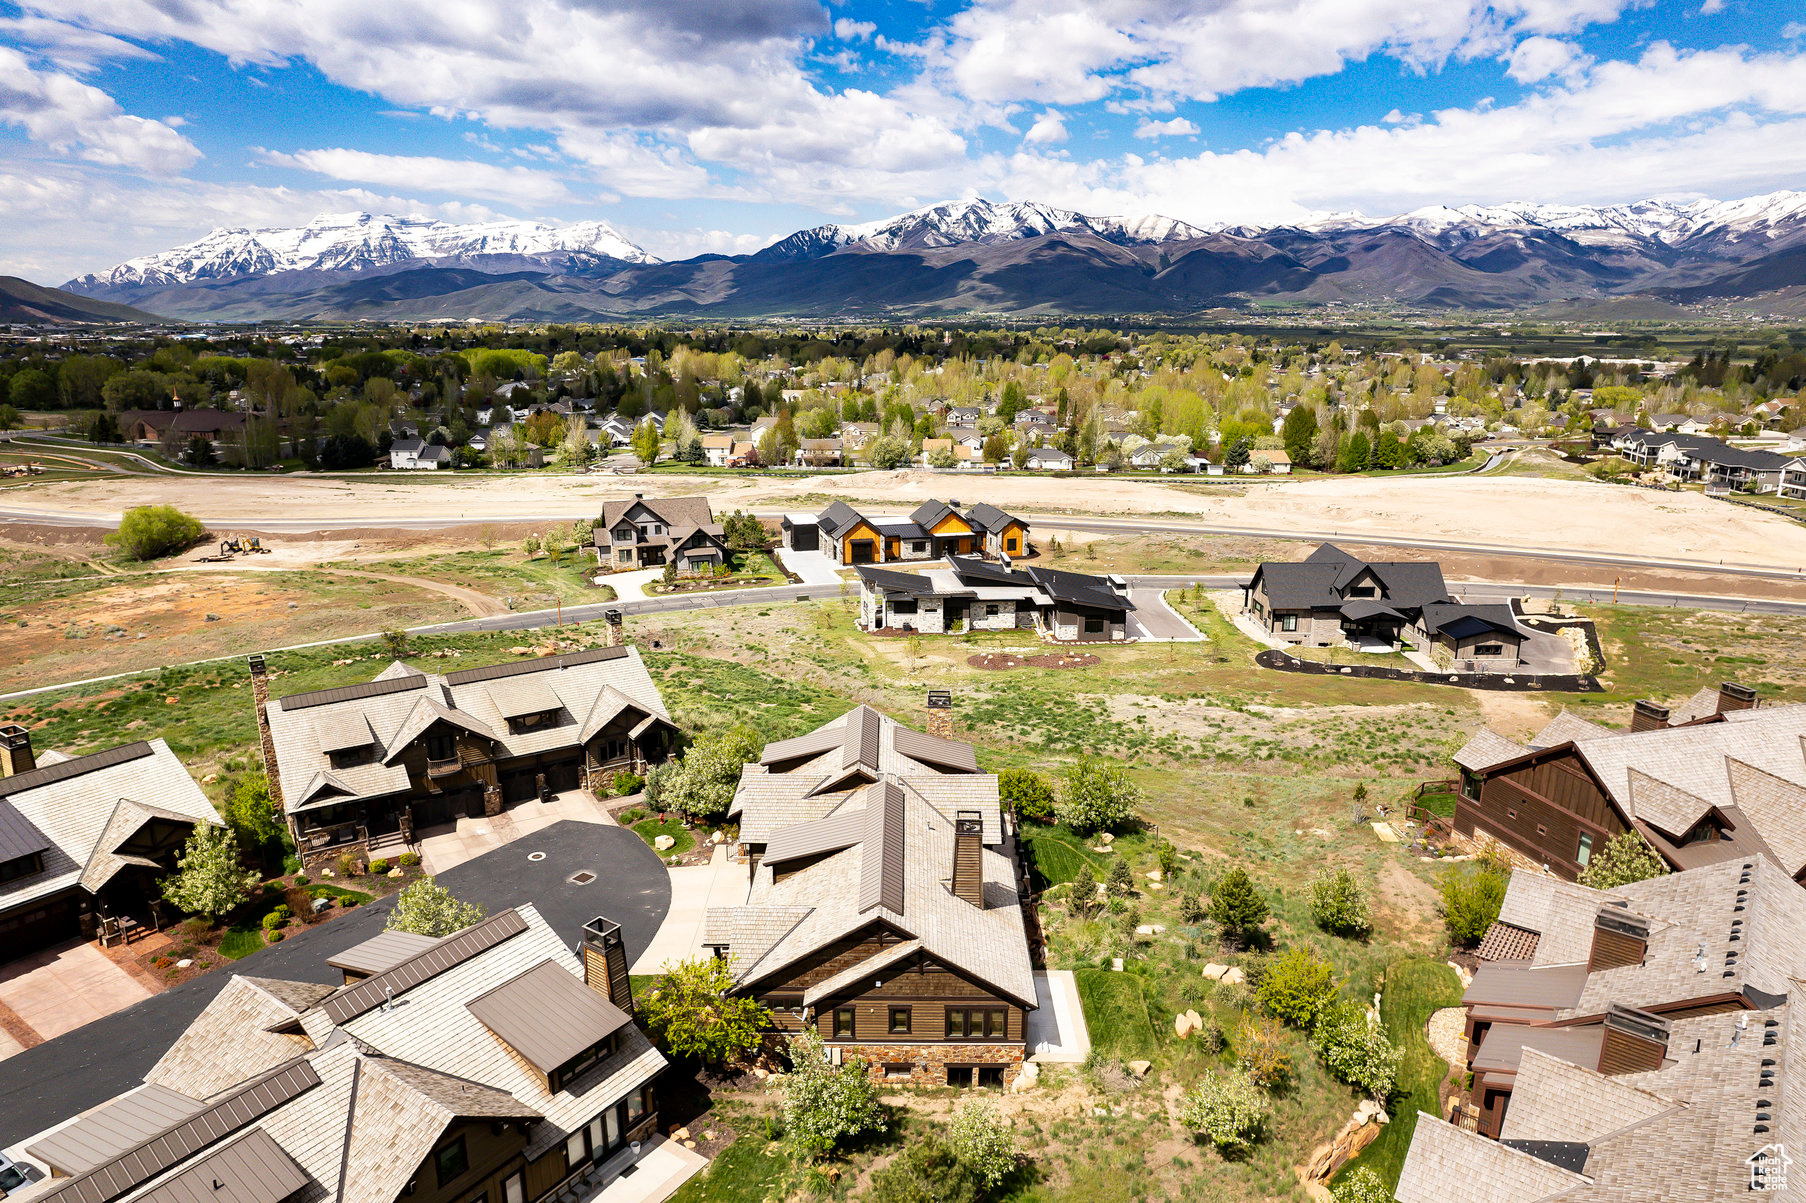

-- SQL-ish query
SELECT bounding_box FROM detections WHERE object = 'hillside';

[0,276,165,324]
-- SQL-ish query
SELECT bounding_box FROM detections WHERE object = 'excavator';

[215,534,272,558]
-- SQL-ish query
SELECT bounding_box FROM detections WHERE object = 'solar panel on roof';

[277,674,427,711]
[0,742,153,797]
[444,644,628,686]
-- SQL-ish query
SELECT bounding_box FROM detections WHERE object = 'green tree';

[107,504,205,561]
[1179,1070,1270,1158]
[949,1096,1018,1191]
[1256,946,1337,1029]
[386,877,486,937]
[663,725,763,822]
[160,825,256,920]
[997,768,1055,823]
[721,510,769,552]
[639,957,769,1065]
[868,434,914,469]
[1106,855,1134,897]
[868,1140,980,1203]
[1056,756,1140,834]
[781,1031,884,1160]
[221,772,284,865]
[1311,1000,1403,1101]
[8,368,55,411]
[631,418,661,464]
[1332,1166,1394,1203]
[185,434,217,467]
[1281,404,1319,467]
[0,403,20,432]
[1068,864,1098,917]
[1440,863,1508,947]
[1308,868,1372,937]
[1209,867,1269,945]
[1578,831,1669,890]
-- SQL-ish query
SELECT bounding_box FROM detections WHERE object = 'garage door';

[501,771,540,805]
[0,896,80,957]
[849,539,876,564]
[788,526,818,552]
[544,758,581,793]
[412,792,473,829]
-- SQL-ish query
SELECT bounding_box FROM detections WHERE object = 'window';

[1084,616,1105,635]
[985,604,999,617]
[434,1136,469,1187]
[977,1066,1005,1088]
[947,1008,1006,1039]
[565,1129,587,1168]
[1475,643,1505,657]
[628,1085,649,1125]
[1005,538,1019,552]
[835,1008,855,1038]
[946,1066,974,1088]
[911,541,929,553]
[0,853,42,884]
[884,1064,914,1080]
[503,1172,524,1203]
[1535,824,1547,837]
[1577,833,1594,867]
[1280,614,1298,633]
[426,732,455,762]
[1506,808,1517,821]
[890,1007,912,1035]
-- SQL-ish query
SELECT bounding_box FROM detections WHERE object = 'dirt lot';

[8,465,1806,569]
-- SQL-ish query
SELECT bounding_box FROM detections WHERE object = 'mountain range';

[54,192,1806,322]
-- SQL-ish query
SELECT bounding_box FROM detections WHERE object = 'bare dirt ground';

[8,466,1806,569]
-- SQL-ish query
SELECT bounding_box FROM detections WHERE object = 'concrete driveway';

[0,820,669,1146]
[418,789,619,875]
[1517,626,1581,674]
[776,548,850,587]
[593,566,664,599]
[1125,589,1207,641]
[0,942,153,1058]
[630,844,748,975]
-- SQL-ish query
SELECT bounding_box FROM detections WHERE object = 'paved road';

[1124,588,1206,641]
[0,822,669,1147]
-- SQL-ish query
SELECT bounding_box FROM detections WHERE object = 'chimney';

[925,690,953,739]
[632,492,643,501]
[1588,906,1650,971]
[0,724,34,778]
[952,810,984,906]
[580,916,634,1014]
[1597,1003,1670,1075]
[604,609,623,649]
[1717,682,1757,714]
[1630,700,1670,733]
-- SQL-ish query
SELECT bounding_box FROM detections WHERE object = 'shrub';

[261,905,290,931]
[268,929,284,943]
[108,505,205,561]
[1309,868,1372,938]
[1257,946,1338,1029]
[386,877,485,937]
[380,629,410,659]
[397,853,419,868]
[370,858,392,875]
[613,771,646,796]
[337,852,359,878]
[1311,1001,1403,1101]
[1068,864,1098,917]
[1057,756,1140,834]
[1156,840,1179,878]
[1333,1166,1394,1203]
[1208,867,1269,945]
[868,1139,980,1203]
[948,1097,1017,1190]
[1179,1070,1270,1158]
[662,726,762,822]
[294,874,310,885]
[1578,830,1668,889]
[1440,863,1508,947]
[998,768,1055,823]
[1106,856,1135,897]
[618,805,650,825]
[1235,1013,1292,1090]
[640,957,769,1065]
[781,1031,884,1160]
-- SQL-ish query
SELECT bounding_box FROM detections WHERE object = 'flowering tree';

[161,825,257,920]
[781,1031,884,1160]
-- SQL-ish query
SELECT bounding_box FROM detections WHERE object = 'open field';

[7,463,1806,569]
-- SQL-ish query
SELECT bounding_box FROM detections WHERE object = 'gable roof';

[464,959,632,1075]
[598,494,714,531]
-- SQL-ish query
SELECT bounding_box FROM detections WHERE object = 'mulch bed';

[967,651,1101,670]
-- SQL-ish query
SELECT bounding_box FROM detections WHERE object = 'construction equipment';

[217,534,273,558]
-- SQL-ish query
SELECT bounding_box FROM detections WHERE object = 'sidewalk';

[629,844,748,974]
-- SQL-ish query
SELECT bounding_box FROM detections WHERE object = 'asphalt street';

[0,822,669,1147]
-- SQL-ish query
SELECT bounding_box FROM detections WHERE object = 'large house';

[1243,544,1527,671]
[1616,427,1799,492]
[855,558,1135,642]
[389,436,451,470]
[708,706,1036,1087]
[1396,855,1806,1201]
[815,500,1029,565]
[0,727,225,959]
[594,494,730,575]
[262,647,678,865]
[1451,683,1806,882]
[2,907,667,1203]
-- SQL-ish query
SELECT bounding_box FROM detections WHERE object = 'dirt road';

[4,467,1806,570]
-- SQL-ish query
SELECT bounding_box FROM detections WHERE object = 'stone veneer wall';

[836,1042,1024,1087]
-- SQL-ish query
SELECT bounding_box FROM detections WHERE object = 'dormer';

[487,677,565,735]
[315,712,376,769]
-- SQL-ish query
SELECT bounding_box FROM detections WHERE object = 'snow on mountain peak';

[68,212,657,289]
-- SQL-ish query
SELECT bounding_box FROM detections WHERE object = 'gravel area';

[1427,1005,1469,1067]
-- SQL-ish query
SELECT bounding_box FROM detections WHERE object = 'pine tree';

[1208,867,1269,945]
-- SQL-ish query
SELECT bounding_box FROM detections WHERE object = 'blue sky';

[2,0,1806,281]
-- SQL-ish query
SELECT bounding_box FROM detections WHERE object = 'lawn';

[666,1132,790,1203]
[1018,822,1106,888]
[1415,790,1458,818]
[1334,957,1465,1193]
[1073,968,1161,1060]
[632,815,697,857]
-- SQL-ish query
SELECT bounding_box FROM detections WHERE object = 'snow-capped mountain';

[67,212,656,290]
[755,198,1213,261]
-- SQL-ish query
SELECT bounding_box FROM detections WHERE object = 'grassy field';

[381,545,610,605]
[632,815,697,857]
[1073,969,1161,1060]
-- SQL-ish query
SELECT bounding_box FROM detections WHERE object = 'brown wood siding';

[1598,1027,1666,1075]
[756,927,904,992]
[802,952,1024,1045]
[1465,753,1627,878]
[1588,929,1645,972]
[406,1119,528,1203]
[952,834,982,905]
[1655,996,1749,1020]
[524,1146,568,1201]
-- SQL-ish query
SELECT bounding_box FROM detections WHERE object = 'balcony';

[427,754,463,777]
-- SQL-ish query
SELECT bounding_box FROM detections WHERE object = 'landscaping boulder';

[1203,963,1230,980]
[1099,832,1115,845]
[311,898,331,914]
[1175,1013,1194,1039]
[654,834,676,851]
[1220,967,1246,986]
[1127,1060,1152,1078]
[1009,1061,1040,1093]
[1111,957,1124,971]
[1185,1009,1203,1032]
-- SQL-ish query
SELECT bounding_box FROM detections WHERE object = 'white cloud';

[622,224,772,259]
[1697,0,1725,13]
[1134,117,1199,138]
[833,18,876,40]
[1505,35,1592,83]
[0,17,156,71]
[260,147,572,204]
[1023,110,1068,144]
[0,47,199,174]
